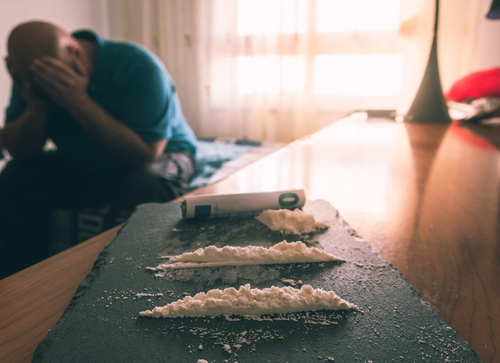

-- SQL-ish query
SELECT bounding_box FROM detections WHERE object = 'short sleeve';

[115,60,173,142]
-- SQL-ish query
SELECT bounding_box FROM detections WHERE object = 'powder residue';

[139,284,358,318]
[149,241,342,270]
[135,293,163,298]
[256,208,328,234]
[281,278,302,286]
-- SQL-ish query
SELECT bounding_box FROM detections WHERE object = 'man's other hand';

[30,56,89,112]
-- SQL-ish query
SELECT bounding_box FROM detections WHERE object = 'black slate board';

[32,200,481,363]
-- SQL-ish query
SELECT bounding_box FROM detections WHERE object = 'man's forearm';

[0,109,47,159]
[70,98,163,166]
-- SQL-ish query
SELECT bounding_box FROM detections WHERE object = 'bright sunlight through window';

[314,54,403,96]
[238,0,307,35]
[316,0,401,33]
[235,0,403,96]
[237,56,306,94]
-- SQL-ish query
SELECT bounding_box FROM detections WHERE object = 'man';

[0,21,197,277]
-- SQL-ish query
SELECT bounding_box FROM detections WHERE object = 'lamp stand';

[405,0,451,123]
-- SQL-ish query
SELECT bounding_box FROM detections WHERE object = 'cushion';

[446,67,500,102]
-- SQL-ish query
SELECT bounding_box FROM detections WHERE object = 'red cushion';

[446,67,500,102]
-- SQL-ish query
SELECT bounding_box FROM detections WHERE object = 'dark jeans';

[0,150,195,278]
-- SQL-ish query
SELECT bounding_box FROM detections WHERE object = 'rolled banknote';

[181,189,306,218]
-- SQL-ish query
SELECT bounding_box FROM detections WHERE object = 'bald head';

[8,21,66,58]
[5,21,74,89]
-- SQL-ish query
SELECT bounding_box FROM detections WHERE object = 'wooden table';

[1,117,499,363]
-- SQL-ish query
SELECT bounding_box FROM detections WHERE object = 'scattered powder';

[256,208,329,234]
[154,264,281,284]
[135,293,163,298]
[149,241,342,270]
[281,278,304,287]
[173,312,343,357]
[139,284,358,318]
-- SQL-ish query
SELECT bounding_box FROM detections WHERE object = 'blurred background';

[0,0,499,143]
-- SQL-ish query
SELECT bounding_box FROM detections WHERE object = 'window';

[237,55,306,94]
[237,0,308,35]
[315,0,401,33]
[313,54,403,96]
[214,0,404,99]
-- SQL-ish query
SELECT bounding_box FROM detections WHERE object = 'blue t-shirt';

[4,30,197,169]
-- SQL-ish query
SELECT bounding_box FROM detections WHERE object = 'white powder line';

[148,241,343,270]
[139,284,358,318]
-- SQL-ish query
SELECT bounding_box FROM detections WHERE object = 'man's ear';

[67,43,87,76]
[66,43,80,59]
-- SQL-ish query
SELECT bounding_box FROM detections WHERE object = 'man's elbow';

[142,151,161,165]
[132,146,165,166]
[147,139,167,164]
[125,139,166,166]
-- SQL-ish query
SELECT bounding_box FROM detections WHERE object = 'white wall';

[470,6,500,71]
[0,0,109,128]
[440,0,500,92]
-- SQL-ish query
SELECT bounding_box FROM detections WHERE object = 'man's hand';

[30,56,90,112]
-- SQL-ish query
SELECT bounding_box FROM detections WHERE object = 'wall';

[440,0,500,92]
[470,3,500,72]
[0,0,109,128]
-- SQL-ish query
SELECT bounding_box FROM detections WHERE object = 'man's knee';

[0,160,33,203]
[114,168,176,209]
[0,157,57,206]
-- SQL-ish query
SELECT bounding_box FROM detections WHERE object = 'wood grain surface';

[0,225,122,363]
[1,118,499,363]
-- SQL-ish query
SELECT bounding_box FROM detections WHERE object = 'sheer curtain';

[106,0,485,142]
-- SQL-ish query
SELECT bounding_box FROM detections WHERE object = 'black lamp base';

[405,34,451,123]
[405,0,451,124]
